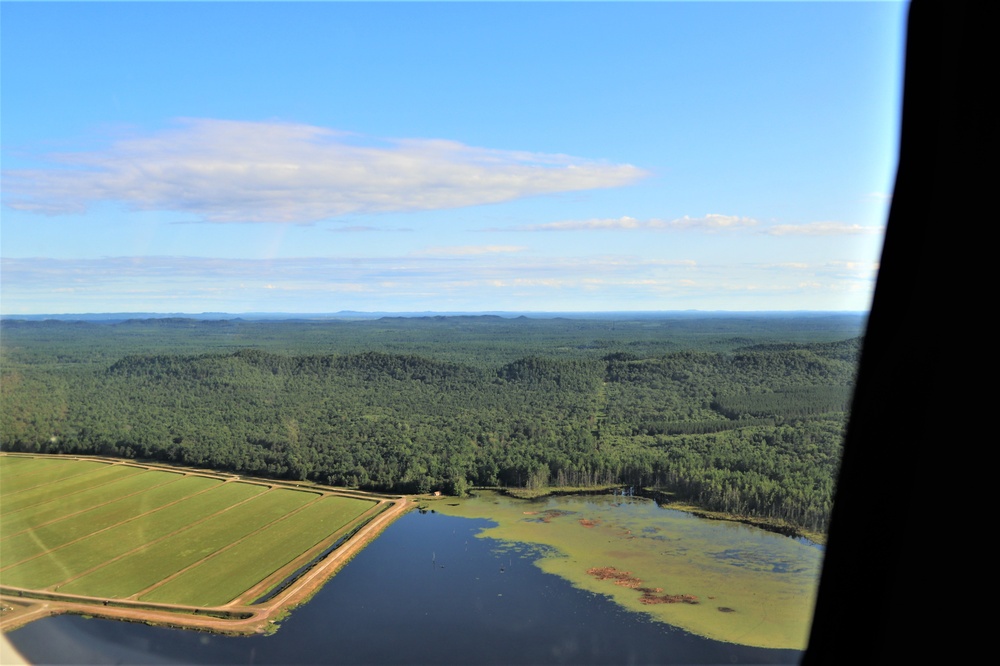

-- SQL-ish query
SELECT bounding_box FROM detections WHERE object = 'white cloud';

[1,253,878,313]
[663,214,757,230]
[2,119,648,223]
[764,222,884,236]
[520,216,643,231]
[488,278,575,288]
[508,213,757,232]
[0,255,696,297]
[759,260,879,280]
[825,260,877,271]
[328,225,414,233]
[412,245,528,257]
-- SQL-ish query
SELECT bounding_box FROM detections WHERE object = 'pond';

[432,491,823,650]
[6,494,810,664]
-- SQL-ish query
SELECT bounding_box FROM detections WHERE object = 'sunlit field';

[0,455,377,607]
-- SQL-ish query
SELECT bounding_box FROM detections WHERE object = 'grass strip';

[59,487,315,599]
[251,500,388,605]
[0,464,145,519]
[141,496,375,606]
[0,469,182,537]
[0,588,254,620]
[0,459,111,496]
[0,473,209,567]
[0,456,54,480]
[0,479,259,590]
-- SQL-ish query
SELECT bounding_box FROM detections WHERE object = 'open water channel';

[7,495,810,665]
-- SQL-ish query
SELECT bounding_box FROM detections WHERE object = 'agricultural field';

[0,454,399,630]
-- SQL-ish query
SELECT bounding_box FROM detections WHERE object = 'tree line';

[1,320,860,534]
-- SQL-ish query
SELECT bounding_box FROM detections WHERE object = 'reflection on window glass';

[0,2,907,664]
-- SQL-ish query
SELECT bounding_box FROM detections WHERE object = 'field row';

[0,455,378,607]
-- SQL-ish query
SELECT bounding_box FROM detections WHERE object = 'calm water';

[7,510,800,665]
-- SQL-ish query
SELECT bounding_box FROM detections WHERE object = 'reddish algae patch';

[587,566,699,605]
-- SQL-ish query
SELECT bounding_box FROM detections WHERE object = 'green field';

[141,495,378,606]
[0,455,378,607]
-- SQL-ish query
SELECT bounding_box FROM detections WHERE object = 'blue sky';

[1,1,908,315]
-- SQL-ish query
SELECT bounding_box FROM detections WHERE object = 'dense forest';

[0,314,864,533]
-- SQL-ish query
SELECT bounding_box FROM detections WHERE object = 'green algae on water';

[433,491,822,650]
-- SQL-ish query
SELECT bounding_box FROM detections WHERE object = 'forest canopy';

[0,314,863,533]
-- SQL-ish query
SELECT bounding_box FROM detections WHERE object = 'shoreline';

[491,485,826,546]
